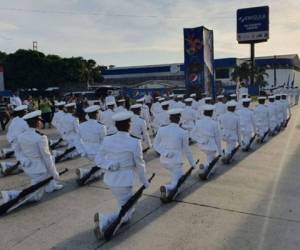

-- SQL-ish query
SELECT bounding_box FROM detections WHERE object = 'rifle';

[199,155,221,180]
[50,138,63,150]
[55,147,75,163]
[223,145,240,164]
[103,173,155,241]
[283,115,291,128]
[167,159,200,201]
[77,166,101,186]
[260,130,270,143]
[244,134,256,152]
[0,168,68,215]
[3,161,21,176]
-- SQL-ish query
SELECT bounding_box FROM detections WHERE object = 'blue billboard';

[183,26,215,97]
[237,6,269,43]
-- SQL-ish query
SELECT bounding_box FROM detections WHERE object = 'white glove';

[143,180,150,189]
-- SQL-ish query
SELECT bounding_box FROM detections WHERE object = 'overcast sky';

[0,0,299,67]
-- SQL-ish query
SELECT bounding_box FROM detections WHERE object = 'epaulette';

[97,121,104,125]
[160,124,168,127]
[130,134,141,140]
[106,132,116,136]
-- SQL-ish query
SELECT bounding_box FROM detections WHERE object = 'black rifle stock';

[103,173,155,240]
[77,166,100,186]
[0,168,68,215]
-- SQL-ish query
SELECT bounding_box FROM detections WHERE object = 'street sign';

[237,6,269,43]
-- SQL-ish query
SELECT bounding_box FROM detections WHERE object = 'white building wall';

[264,68,300,88]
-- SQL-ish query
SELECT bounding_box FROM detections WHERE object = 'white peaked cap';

[230,94,237,97]
[55,101,66,107]
[112,111,133,121]
[190,93,196,97]
[242,98,251,103]
[203,104,215,111]
[116,99,125,103]
[23,110,42,120]
[161,101,170,106]
[268,95,275,99]
[184,98,193,102]
[177,94,184,98]
[217,95,224,99]
[84,105,100,113]
[169,94,175,97]
[158,97,165,102]
[167,108,183,115]
[204,97,212,101]
[136,97,144,102]
[258,96,266,100]
[106,101,115,106]
[130,104,142,109]
[14,105,28,111]
[64,102,76,108]
[226,100,237,107]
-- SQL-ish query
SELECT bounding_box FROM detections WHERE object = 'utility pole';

[273,55,277,87]
[33,41,38,51]
[250,43,255,86]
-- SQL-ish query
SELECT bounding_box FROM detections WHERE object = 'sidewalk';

[1,106,300,250]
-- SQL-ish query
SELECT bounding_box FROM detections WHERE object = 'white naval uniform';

[267,102,277,132]
[52,110,66,136]
[105,96,116,106]
[140,104,151,130]
[130,114,152,150]
[191,116,221,169]
[172,101,186,109]
[180,106,197,136]
[168,100,177,109]
[153,123,195,192]
[152,110,169,134]
[79,119,107,161]
[3,128,61,202]
[99,108,117,136]
[95,131,148,230]
[150,102,162,116]
[254,104,270,138]
[60,113,85,156]
[114,105,127,113]
[236,107,256,149]
[281,99,291,122]
[274,100,283,127]
[219,111,241,157]
[6,116,29,162]
[214,102,226,119]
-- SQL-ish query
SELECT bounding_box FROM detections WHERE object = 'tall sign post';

[237,6,269,86]
[184,26,215,98]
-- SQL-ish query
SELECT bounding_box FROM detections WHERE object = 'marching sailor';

[190,93,199,111]
[219,101,241,162]
[114,99,127,113]
[150,97,163,116]
[52,103,85,160]
[214,95,226,120]
[1,110,63,204]
[100,101,117,136]
[153,108,196,202]
[130,104,152,152]
[281,94,291,123]
[274,95,284,129]
[168,94,177,109]
[105,91,116,107]
[180,98,197,137]
[76,105,107,183]
[136,97,152,130]
[236,98,256,151]
[267,96,277,135]
[191,105,221,178]
[254,97,270,142]
[152,101,170,134]
[93,111,150,239]
[51,101,66,137]
[173,95,186,109]
[0,105,28,174]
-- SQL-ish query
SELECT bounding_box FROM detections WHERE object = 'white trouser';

[77,165,104,180]
[162,163,183,192]
[256,126,268,138]
[240,131,252,149]
[223,139,237,157]
[100,186,133,230]
[269,120,277,131]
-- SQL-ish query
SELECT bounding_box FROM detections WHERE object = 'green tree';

[231,62,268,87]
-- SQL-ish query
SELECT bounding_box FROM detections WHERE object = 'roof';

[103,54,300,79]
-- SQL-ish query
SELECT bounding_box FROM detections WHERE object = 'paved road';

[1,106,300,250]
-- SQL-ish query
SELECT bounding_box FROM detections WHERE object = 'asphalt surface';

[1,105,300,250]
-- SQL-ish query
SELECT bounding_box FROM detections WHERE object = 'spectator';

[9,91,22,108]
[0,96,10,131]
[39,97,53,128]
